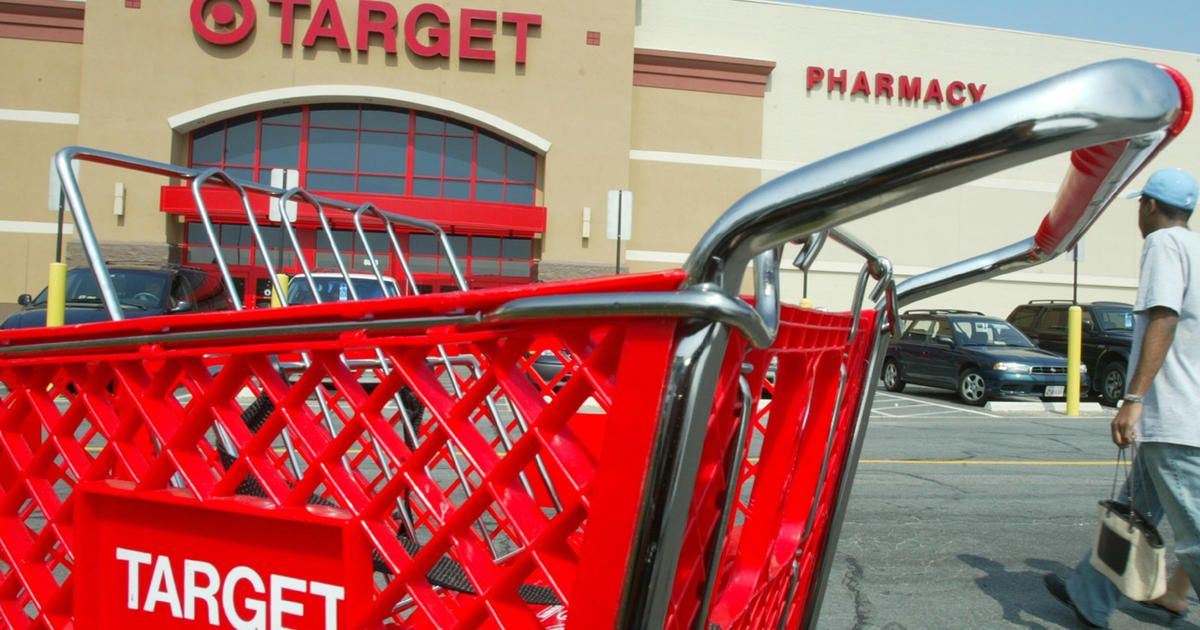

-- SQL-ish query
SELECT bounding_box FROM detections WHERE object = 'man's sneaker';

[1043,573,1104,628]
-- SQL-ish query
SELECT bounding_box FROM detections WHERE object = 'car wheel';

[957,368,988,406]
[1100,361,1126,407]
[882,359,905,392]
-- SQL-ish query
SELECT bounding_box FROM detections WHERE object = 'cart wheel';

[882,359,905,392]
[957,368,988,406]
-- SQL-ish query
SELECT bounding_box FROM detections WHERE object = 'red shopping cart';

[0,59,1191,629]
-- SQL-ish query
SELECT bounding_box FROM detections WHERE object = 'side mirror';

[16,294,31,306]
[934,335,954,346]
[169,300,194,314]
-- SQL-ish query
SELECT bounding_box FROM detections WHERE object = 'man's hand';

[1111,402,1142,447]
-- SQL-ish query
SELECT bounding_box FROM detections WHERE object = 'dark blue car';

[2,266,232,329]
[882,310,1089,406]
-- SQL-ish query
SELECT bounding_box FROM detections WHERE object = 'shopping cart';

[0,58,1189,629]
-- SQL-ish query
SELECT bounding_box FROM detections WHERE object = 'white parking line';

[872,391,1000,418]
[873,407,969,418]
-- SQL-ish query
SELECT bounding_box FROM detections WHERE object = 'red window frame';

[188,105,538,205]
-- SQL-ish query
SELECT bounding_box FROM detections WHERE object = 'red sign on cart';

[75,481,371,630]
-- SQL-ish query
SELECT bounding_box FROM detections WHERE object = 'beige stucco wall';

[634,0,1200,316]
[625,86,764,268]
[0,36,81,310]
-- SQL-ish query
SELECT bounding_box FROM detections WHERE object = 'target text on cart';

[74,483,372,630]
[116,547,344,630]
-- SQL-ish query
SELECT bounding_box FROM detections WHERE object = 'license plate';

[1045,385,1065,397]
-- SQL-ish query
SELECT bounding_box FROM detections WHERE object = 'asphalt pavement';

[815,386,1195,629]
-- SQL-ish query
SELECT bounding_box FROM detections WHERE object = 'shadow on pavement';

[960,554,1199,629]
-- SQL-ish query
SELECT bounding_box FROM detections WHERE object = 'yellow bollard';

[46,262,67,327]
[1066,305,1081,416]
[270,273,290,308]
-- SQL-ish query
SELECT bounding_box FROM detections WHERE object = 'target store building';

[2,0,1199,315]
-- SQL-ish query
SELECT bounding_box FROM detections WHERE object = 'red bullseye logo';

[191,0,256,45]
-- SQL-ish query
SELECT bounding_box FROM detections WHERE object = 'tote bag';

[1088,448,1167,601]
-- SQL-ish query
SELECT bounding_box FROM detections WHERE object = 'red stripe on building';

[0,0,84,44]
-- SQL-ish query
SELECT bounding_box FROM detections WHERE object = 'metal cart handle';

[685,58,1190,323]
[50,147,464,321]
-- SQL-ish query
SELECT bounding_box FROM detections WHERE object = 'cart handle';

[684,58,1191,314]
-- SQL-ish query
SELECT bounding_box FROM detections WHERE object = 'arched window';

[181,103,542,306]
[189,104,537,205]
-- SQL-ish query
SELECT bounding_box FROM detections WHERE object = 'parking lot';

[815,386,1190,629]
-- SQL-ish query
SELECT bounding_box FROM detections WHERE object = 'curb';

[986,400,1110,415]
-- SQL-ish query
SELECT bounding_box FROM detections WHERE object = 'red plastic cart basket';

[0,59,1191,629]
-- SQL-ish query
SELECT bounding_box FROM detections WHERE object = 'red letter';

[269,0,310,46]
[502,12,540,64]
[357,1,398,52]
[946,80,966,106]
[828,68,847,93]
[302,0,350,50]
[405,3,450,58]
[969,83,987,102]
[923,79,943,103]
[806,66,824,90]
[898,76,921,100]
[459,9,496,61]
[850,71,871,96]
[875,73,894,98]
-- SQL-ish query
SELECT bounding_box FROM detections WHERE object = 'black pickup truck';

[1006,300,1133,405]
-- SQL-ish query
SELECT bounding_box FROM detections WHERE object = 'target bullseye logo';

[191,0,256,45]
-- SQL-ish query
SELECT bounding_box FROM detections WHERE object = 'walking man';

[1044,167,1200,627]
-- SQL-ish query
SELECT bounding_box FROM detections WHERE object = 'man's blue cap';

[1126,168,1198,211]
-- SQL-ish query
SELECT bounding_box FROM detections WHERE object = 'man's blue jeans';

[1067,442,1200,626]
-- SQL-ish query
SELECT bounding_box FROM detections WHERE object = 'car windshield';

[288,276,399,304]
[31,269,169,310]
[952,319,1034,348]
[1094,306,1134,331]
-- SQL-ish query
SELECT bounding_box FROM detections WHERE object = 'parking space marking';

[872,391,1000,418]
[871,402,964,418]
[860,459,1109,465]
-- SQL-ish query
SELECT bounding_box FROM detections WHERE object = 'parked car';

[281,271,422,422]
[526,349,573,392]
[1005,300,1133,405]
[286,272,401,305]
[882,309,1089,406]
[2,265,232,329]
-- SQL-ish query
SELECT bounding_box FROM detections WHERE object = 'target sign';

[190,0,256,45]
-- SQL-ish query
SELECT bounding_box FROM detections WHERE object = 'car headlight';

[993,362,1033,374]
